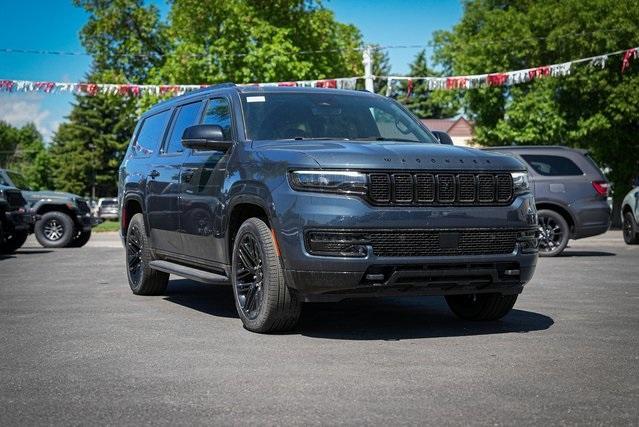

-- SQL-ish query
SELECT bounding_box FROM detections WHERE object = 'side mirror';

[182,125,233,151]
[432,130,454,145]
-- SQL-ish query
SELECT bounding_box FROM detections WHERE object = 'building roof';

[421,117,474,138]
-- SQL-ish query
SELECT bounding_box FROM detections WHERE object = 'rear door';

[179,97,234,267]
[147,101,204,255]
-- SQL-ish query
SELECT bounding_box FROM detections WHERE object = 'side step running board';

[149,260,229,284]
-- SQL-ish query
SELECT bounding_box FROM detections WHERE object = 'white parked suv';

[96,198,119,220]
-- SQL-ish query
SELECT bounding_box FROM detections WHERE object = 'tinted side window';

[521,154,583,176]
[201,98,232,139]
[135,110,171,155]
[165,102,202,153]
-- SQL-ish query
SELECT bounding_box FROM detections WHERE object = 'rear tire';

[623,211,639,244]
[1,229,28,254]
[445,293,518,321]
[537,209,569,257]
[35,211,74,248]
[231,218,301,333]
[125,213,168,295]
[70,230,92,248]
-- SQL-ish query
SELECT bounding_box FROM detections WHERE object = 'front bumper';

[4,209,34,232]
[270,186,539,301]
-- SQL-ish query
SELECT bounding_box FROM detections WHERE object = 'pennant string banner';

[0,47,636,97]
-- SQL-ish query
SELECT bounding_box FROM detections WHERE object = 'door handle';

[181,169,194,183]
[149,170,160,179]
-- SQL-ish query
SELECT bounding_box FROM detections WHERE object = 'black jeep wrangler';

[0,184,34,254]
[119,85,539,333]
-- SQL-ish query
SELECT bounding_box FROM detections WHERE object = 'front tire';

[537,209,569,257]
[1,229,28,254]
[125,213,168,295]
[70,230,92,248]
[231,218,301,333]
[445,293,518,321]
[35,211,74,248]
[623,211,639,244]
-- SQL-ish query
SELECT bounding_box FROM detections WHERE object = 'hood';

[22,190,82,205]
[253,140,525,171]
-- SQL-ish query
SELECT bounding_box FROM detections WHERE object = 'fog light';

[306,231,369,257]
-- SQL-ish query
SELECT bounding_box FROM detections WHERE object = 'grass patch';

[94,220,120,233]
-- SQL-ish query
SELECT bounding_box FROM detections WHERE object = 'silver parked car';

[621,186,639,244]
[96,198,119,220]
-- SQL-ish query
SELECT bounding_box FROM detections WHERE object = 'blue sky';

[0,0,462,142]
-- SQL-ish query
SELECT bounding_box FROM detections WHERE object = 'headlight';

[289,170,367,195]
[511,171,530,195]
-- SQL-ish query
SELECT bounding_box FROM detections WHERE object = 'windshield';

[101,200,117,206]
[240,92,437,143]
[6,171,31,190]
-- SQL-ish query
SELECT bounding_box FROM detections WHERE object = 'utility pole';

[362,45,374,93]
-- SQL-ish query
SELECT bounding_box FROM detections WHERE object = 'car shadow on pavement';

[0,249,53,260]
[299,297,554,340]
[163,279,553,339]
[558,250,616,257]
[163,279,238,319]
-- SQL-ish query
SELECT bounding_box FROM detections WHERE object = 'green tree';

[154,0,362,84]
[51,0,166,196]
[400,49,460,118]
[0,121,51,190]
[433,0,639,206]
[50,92,137,196]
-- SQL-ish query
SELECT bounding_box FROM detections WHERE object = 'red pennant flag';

[406,79,414,97]
[487,73,508,87]
[621,48,637,73]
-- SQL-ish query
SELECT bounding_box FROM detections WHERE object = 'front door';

[180,97,234,267]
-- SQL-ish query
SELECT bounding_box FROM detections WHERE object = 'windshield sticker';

[246,96,266,103]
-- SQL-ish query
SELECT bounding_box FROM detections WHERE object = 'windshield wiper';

[291,137,350,141]
[351,136,419,143]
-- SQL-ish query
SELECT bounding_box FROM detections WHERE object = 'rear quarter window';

[520,154,584,176]
[132,109,171,156]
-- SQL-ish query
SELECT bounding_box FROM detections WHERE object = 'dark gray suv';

[483,146,611,256]
[119,85,539,333]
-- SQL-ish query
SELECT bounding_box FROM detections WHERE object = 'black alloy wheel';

[623,211,639,244]
[231,218,301,333]
[124,213,168,295]
[126,222,144,287]
[234,232,265,320]
[537,209,569,257]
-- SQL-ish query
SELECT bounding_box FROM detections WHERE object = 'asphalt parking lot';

[1,231,637,425]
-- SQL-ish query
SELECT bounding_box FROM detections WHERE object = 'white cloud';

[0,93,60,142]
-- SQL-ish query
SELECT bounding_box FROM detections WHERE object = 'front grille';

[5,190,26,208]
[76,199,91,213]
[367,229,518,257]
[367,172,513,206]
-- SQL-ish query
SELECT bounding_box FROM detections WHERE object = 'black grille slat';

[368,171,513,206]
[436,174,455,203]
[477,175,495,203]
[496,174,513,202]
[458,174,475,202]
[367,229,518,257]
[415,174,435,202]
[393,174,413,202]
[369,173,391,203]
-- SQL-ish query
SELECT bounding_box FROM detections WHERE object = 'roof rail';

[148,82,237,110]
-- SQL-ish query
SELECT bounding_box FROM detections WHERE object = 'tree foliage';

[399,49,460,118]
[155,0,362,84]
[50,93,137,196]
[0,121,51,190]
[433,0,639,200]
